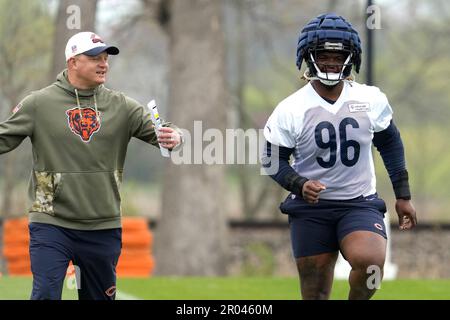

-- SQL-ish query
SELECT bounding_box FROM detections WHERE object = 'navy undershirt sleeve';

[372,120,411,199]
[261,141,308,196]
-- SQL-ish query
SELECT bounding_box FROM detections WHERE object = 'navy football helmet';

[296,13,362,86]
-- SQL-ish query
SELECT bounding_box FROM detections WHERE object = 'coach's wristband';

[391,170,411,200]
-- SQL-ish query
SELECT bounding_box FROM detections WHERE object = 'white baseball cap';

[65,31,119,61]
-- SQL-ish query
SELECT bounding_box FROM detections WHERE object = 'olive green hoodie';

[0,70,173,230]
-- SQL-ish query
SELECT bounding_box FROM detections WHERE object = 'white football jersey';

[264,81,393,200]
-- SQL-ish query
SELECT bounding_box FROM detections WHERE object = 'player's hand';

[302,180,326,204]
[157,127,181,150]
[395,199,417,230]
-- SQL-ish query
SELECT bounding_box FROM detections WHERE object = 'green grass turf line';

[1,277,449,300]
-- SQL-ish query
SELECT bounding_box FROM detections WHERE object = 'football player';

[262,13,417,300]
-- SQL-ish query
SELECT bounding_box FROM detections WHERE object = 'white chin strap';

[309,53,352,86]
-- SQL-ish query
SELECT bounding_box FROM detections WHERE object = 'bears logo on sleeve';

[66,107,101,142]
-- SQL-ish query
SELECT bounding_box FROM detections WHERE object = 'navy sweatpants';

[29,222,122,300]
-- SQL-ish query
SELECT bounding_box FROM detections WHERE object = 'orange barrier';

[117,217,155,277]
[2,217,31,275]
[2,217,154,277]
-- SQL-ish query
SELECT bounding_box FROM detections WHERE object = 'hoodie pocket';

[51,171,122,221]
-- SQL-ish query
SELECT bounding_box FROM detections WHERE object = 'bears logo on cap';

[90,33,104,44]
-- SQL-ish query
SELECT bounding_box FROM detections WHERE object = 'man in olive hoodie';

[0,32,181,299]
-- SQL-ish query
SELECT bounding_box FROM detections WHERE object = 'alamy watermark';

[164,121,279,175]
[66,5,81,30]
[366,265,382,290]
[367,5,382,30]
[66,264,81,290]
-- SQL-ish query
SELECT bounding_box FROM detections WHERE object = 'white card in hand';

[147,100,170,157]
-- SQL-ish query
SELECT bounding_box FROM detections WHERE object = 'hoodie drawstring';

[74,88,82,122]
[93,92,100,124]
[74,88,101,125]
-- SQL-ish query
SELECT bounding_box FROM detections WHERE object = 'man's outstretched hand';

[157,127,181,150]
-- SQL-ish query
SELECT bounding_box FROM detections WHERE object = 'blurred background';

[0,0,450,282]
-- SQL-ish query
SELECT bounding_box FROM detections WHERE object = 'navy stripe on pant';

[29,222,122,300]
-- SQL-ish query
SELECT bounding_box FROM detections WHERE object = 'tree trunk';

[154,0,229,275]
[49,0,98,81]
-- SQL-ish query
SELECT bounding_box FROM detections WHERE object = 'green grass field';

[1,276,450,300]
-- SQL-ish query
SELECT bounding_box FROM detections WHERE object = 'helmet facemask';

[306,42,353,86]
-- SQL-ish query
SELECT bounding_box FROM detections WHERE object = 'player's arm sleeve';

[372,120,411,200]
[126,96,182,147]
[261,141,309,197]
[0,96,35,154]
